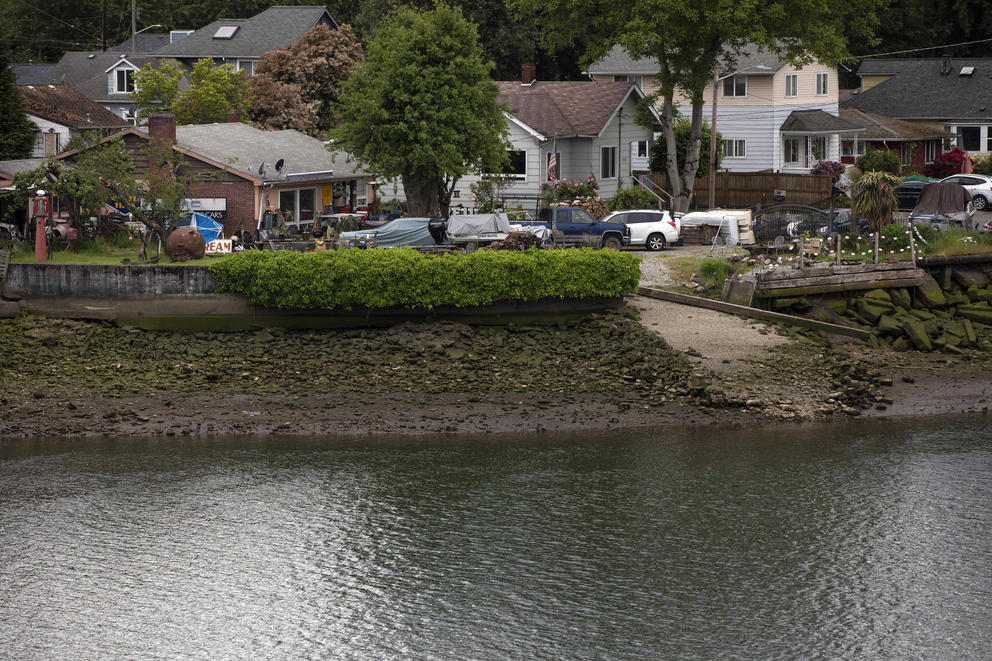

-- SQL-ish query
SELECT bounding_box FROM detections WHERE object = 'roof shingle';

[19,83,128,128]
[496,80,638,138]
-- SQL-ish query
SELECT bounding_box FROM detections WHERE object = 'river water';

[1,416,990,660]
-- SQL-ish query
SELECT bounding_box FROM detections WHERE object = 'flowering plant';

[541,174,598,202]
[923,147,968,178]
[810,159,845,181]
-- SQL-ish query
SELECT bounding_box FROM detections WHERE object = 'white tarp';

[446,213,512,236]
[680,212,740,245]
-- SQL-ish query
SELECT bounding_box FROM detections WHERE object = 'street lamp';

[709,64,771,208]
[132,23,164,54]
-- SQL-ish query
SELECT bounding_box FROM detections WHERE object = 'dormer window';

[213,25,239,39]
[116,69,135,93]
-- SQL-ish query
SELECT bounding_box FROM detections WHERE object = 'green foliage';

[133,58,251,124]
[608,187,659,211]
[649,118,720,178]
[698,257,734,287]
[470,174,514,213]
[972,154,992,176]
[331,4,509,217]
[923,147,969,179]
[0,49,35,159]
[855,147,901,175]
[852,170,901,233]
[541,175,598,203]
[920,228,992,256]
[209,248,641,309]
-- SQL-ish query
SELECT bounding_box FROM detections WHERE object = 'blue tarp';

[180,212,224,243]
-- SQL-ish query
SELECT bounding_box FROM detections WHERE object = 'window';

[237,60,255,76]
[925,140,936,163]
[635,141,648,158]
[842,140,865,157]
[785,74,798,97]
[213,25,239,39]
[784,137,800,164]
[987,134,992,152]
[601,145,617,179]
[722,75,746,97]
[723,139,746,159]
[499,149,526,179]
[900,143,913,166]
[809,136,827,165]
[956,126,980,151]
[278,188,319,224]
[614,74,642,90]
[816,72,829,95]
[43,132,60,157]
[115,68,134,93]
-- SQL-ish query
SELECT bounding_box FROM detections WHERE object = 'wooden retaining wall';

[752,261,927,298]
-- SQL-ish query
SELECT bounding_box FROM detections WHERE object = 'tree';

[0,50,35,159]
[856,147,901,175]
[509,0,884,212]
[133,58,250,124]
[852,170,900,233]
[250,24,363,135]
[648,117,720,179]
[247,76,319,135]
[332,4,509,217]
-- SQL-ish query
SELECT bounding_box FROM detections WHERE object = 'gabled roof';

[496,80,647,139]
[46,52,157,102]
[19,83,128,129]
[152,6,337,60]
[588,43,786,77]
[112,32,172,54]
[845,58,992,120]
[12,63,54,85]
[780,109,863,134]
[838,109,953,142]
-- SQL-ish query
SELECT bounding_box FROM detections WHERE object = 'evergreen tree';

[0,51,35,160]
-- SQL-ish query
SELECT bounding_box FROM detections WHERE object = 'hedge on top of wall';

[208,247,641,310]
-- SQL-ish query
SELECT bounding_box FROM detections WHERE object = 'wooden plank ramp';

[753,260,926,297]
[635,286,871,340]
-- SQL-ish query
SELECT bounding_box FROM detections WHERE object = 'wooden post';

[873,232,879,264]
[908,225,917,265]
[835,233,841,267]
[797,236,804,270]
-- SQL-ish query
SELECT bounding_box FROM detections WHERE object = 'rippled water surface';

[2,416,991,660]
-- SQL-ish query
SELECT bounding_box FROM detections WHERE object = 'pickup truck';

[517,207,630,250]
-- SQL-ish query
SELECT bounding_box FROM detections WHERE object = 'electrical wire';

[7,0,104,42]
[845,37,992,60]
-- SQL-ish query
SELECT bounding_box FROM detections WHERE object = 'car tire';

[973,195,989,211]
[645,233,667,251]
[602,236,622,250]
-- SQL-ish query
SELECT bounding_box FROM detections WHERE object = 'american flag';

[547,152,557,181]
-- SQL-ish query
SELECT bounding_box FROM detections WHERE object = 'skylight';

[213,25,239,39]
[960,66,975,76]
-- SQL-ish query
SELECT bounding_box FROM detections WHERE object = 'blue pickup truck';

[519,207,631,250]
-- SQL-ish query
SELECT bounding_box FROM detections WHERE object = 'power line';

[846,37,992,60]
[8,0,105,42]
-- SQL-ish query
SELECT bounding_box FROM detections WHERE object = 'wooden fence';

[652,172,834,209]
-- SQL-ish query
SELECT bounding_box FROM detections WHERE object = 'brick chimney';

[940,55,952,76]
[226,110,241,123]
[147,111,176,146]
[146,111,176,189]
[521,62,536,85]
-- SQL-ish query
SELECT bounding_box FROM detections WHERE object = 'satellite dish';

[258,162,270,178]
[274,158,284,172]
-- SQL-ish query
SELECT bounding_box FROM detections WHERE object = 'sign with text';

[183,197,228,222]
[205,239,233,254]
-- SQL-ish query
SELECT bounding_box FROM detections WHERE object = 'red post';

[33,194,49,262]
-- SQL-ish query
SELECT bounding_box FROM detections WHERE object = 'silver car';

[938,174,992,211]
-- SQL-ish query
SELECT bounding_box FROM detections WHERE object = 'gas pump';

[31,190,49,262]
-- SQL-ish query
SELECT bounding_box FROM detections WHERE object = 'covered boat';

[909,182,975,231]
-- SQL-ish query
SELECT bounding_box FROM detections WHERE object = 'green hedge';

[208,247,641,309]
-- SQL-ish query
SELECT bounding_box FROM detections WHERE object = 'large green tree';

[132,58,251,124]
[510,0,885,211]
[1,50,35,159]
[332,4,509,217]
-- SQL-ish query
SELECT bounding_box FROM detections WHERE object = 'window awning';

[780,109,864,135]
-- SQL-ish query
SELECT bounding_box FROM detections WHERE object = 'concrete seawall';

[2,264,621,330]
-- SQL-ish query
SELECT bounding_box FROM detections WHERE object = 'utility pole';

[102,0,107,51]
[709,69,718,209]
[131,0,137,54]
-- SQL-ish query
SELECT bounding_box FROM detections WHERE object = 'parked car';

[601,209,680,250]
[937,174,992,211]
[895,178,934,210]
[338,216,437,248]
[516,207,630,249]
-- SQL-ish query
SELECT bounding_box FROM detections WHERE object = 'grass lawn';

[7,239,236,267]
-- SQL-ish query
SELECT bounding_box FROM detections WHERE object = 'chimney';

[226,110,241,123]
[147,111,176,146]
[521,62,536,85]
[940,55,952,76]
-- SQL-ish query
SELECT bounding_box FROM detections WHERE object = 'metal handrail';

[633,174,674,208]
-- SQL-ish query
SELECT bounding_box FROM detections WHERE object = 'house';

[44,6,339,120]
[424,66,657,211]
[18,83,128,157]
[0,158,46,236]
[842,57,992,157]
[836,109,953,171]
[150,5,338,76]
[587,44,863,174]
[55,112,373,237]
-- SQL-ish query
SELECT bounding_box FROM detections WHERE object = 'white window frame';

[842,140,865,157]
[236,60,256,76]
[785,74,798,98]
[114,67,136,94]
[723,139,746,159]
[278,187,320,224]
[600,145,617,179]
[816,72,829,96]
[900,142,913,166]
[925,140,936,164]
[635,140,649,158]
[783,137,800,165]
[722,75,747,98]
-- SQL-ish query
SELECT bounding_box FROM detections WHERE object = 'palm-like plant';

[852,171,901,233]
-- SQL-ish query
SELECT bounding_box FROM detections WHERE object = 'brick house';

[836,109,953,173]
[56,112,372,237]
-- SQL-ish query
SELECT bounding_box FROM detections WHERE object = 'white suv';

[939,174,992,211]
[601,209,681,250]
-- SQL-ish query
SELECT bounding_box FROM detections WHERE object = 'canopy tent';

[180,212,224,243]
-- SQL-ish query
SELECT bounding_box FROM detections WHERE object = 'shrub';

[923,147,968,178]
[209,247,641,309]
[541,175,598,203]
[855,147,901,175]
[852,170,901,233]
[608,187,659,211]
[810,160,845,181]
[971,154,992,176]
[698,257,734,288]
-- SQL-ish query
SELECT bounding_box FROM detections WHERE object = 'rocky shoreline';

[2,302,988,440]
